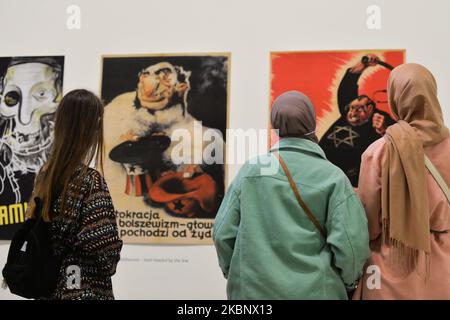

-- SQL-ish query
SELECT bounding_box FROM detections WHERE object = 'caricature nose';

[18,99,34,125]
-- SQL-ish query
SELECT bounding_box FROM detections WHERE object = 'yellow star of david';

[326,125,360,147]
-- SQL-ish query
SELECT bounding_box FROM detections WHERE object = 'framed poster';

[101,53,229,244]
[0,56,64,239]
[270,50,405,187]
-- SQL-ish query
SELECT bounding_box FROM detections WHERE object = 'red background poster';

[269,50,405,145]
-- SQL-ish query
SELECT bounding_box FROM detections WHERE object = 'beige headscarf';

[382,63,449,275]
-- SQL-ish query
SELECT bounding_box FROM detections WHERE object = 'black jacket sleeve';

[337,69,363,116]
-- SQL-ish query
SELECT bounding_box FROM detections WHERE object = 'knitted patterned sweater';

[41,166,123,300]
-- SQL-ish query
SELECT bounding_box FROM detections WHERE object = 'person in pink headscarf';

[357,63,450,299]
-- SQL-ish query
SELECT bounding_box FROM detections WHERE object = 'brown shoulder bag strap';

[273,151,327,238]
[425,155,450,204]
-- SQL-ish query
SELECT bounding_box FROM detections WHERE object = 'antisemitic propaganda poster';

[270,50,405,187]
[101,53,229,244]
[0,56,64,239]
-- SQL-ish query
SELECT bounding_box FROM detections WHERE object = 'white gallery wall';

[1,0,449,299]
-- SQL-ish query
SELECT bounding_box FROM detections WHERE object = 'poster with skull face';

[0,56,64,239]
[101,53,228,244]
[270,50,405,187]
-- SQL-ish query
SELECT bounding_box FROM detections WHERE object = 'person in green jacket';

[213,91,370,300]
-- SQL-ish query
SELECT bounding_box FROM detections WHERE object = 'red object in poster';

[270,50,405,187]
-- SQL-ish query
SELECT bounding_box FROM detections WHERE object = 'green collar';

[270,137,327,160]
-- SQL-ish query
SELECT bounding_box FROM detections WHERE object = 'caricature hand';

[364,54,380,67]
[350,54,380,73]
[372,112,386,135]
[175,82,189,96]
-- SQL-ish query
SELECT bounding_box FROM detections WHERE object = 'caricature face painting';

[0,56,64,240]
[1,62,61,171]
[101,54,229,245]
[137,62,189,110]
